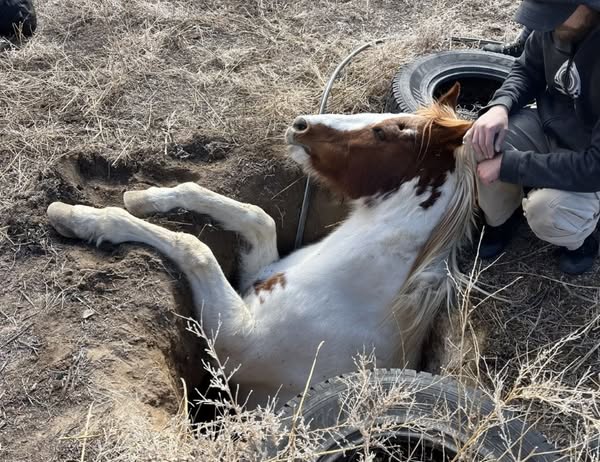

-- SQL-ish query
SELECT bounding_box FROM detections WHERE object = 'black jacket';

[487,25,600,192]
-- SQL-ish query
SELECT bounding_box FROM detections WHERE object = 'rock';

[82,309,96,320]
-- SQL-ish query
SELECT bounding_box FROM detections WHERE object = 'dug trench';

[1,133,467,454]
[2,136,363,451]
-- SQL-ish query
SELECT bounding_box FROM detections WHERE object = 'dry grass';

[0,0,517,215]
[2,0,599,461]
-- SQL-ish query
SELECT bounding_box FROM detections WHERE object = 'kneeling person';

[469,1,600,275]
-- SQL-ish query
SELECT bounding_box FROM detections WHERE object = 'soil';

[1,0,598,460]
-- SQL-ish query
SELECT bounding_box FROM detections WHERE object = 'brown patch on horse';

[253,272,287,296]
[292,82,472,207]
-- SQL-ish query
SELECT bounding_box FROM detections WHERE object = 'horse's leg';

[122,183,278,292]
[47,202,252,352]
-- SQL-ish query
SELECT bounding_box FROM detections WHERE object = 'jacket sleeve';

[480,32,547,114]
[500,119,600,191]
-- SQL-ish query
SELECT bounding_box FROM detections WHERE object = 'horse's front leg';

[123,183,278,292]
[47,202,253,354]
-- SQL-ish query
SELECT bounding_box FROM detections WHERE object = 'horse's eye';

[373,127,386,141]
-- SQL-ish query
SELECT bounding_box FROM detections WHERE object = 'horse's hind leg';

[123,183,278,292]
[47,202,252,351]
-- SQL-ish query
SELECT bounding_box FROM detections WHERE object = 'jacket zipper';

[561,50,581,117]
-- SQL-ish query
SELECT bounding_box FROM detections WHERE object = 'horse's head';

[285,83,473,207]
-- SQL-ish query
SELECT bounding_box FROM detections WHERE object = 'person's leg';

[477,108,550,258]
[523,189,600,274]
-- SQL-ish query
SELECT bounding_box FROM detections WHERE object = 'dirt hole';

[46,153,349,423]
[38,137,461,429]
[77,154,138,185]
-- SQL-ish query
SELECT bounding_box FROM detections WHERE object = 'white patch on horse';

[288,144,310,166]
[304,113,411,131]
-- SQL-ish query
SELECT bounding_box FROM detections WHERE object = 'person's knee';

[523,190,595,247]
[523,192,558,240]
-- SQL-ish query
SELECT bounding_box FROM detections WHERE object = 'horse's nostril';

[293,117,309,133]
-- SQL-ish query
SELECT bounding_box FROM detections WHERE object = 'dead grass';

[2,0,599,461]
[0,0,518,215]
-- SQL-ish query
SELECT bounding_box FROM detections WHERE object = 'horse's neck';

[302,176,458,302]
[336,176,456,254]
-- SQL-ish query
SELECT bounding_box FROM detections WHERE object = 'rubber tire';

[0,0,37,39]
[385,50,515,114]
[274,369,562,461]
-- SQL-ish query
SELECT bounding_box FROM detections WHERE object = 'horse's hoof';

[47,202,78,238]
[123,190,155,217]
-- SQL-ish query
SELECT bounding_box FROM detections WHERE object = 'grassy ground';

[1,0,599,460]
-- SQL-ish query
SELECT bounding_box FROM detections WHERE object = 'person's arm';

[482,31,547,115]
[468,32,547,160]
[500,119,600,191]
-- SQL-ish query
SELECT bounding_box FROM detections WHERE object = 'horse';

[46,83,476,408]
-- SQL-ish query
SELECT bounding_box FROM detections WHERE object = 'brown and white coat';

[47,84,477,407]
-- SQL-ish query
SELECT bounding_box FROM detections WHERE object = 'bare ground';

[1,0,598,460]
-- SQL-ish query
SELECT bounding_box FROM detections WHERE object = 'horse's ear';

[432,118,473,149]
[437,82,461,110]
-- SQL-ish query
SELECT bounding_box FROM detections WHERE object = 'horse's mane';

[385,107,478,365]
[415,104,472,129]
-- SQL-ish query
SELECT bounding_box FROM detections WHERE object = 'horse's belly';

[233,298,399,405]
[234,346,370,406]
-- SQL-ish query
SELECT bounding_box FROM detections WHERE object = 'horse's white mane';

[387,144,477,363]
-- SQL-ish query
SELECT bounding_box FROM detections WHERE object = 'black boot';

[478,209,522,259]
[482,27,532,57]
[0,0,37,41]
[558,234,599,275]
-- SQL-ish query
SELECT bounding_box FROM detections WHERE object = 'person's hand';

[477,154,503,185]
[464,105,509,161]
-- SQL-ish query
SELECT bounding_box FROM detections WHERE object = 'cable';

[294,38,386,249]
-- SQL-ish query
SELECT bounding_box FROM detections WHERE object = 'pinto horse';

[47,83,476,407]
